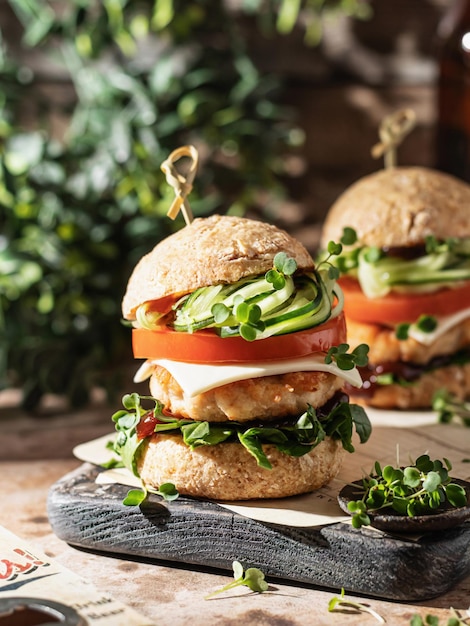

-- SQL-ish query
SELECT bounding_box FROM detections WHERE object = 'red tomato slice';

[132,313,346,364]
[339,277,470,325]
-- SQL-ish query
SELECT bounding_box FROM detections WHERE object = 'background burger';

[320,166,470,410]
[112,214,370,501]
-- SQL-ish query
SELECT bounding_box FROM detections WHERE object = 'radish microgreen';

[346,455,467,528]
[320,227,358,280]
[122,482,179,506]
[410,608,470,625]
[265,251,297,289]
[325,342,369,371]
[205,561,268,599]
[123,488,148,506]
[328,588,385,623]
[395,314,438,340]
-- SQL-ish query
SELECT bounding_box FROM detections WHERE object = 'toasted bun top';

[122,214,314,319]
[320,167,470,249]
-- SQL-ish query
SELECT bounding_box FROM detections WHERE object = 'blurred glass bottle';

[436,0,470,181]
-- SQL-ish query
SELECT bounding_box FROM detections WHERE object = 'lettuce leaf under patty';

[111,392,371,474]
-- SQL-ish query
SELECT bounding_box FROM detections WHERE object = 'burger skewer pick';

[320,109,470,410]
[111,146,371,503]
[371,108,416,169]
[160,144,198,225]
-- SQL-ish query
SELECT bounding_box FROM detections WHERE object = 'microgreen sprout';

[155,482,180,501]
[396,315,438,341]
[205,561,269,599]
[424,234,463,256]
[265,251,297,289]
[341,227,358,246]
[320,227,358,279]
[123,487,148,506]
[395,323,410,340]
[410,608,470,625]
[121,482,179,506]
[433,390,470,427]
[363,246,384,263]
[328,588,385,624]
[346,455,467,528]
[425,235,442,254]
[325,343,369,371]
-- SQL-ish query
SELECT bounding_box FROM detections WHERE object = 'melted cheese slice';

[407,306,470,346]
[134,355,363,398]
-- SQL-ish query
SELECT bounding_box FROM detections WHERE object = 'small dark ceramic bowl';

[338,477,470,534]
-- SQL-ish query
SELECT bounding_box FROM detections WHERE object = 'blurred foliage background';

[0,0,370,411]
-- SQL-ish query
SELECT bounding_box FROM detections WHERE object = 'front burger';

[114,214,370,501]
[320,166,470,410]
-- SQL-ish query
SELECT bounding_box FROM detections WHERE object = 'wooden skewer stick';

[371,108,416,169]
[161,145,199,225]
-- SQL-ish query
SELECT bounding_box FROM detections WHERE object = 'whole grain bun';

[355,361,470,410]
[321,167,470,249]
[137,434,344,500]
[123,214,314,320]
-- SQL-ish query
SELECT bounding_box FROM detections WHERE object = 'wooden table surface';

[1,388,469,626]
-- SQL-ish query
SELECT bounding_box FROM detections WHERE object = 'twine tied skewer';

[161,145,199,225]
[371,108,416,169]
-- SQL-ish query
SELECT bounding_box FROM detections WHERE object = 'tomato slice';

[132,313,346,364]
[339,277,470,325]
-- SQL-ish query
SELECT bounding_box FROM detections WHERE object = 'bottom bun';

[352,362,470,410]
[137,434,344,500]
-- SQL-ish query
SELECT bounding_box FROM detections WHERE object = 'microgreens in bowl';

[345,455,467,529]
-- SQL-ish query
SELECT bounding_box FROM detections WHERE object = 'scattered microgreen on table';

[410,608,470,625]
[328,588,385,623]
[345,455,467,528]
[205,561,268,599]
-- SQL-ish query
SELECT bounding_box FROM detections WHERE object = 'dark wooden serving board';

[47,463,470,602]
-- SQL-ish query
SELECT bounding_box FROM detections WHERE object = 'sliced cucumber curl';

[135,253,343,341]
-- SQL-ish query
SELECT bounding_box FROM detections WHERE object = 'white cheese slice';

[134,355,363,397]
[407,306,470,346]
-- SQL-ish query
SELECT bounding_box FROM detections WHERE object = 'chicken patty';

[347,318,470,365]
[148,366,344,422]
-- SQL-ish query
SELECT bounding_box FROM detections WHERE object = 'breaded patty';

[148,366,343,422]
[347,318,470,365]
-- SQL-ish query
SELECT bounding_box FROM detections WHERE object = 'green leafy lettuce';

[111,392,371,474]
